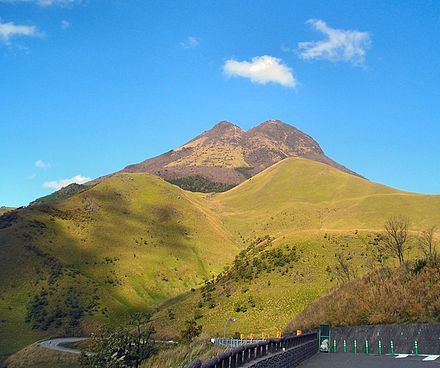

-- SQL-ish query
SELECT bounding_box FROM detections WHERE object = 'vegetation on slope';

[30,184,88,206]
[5,343,79,368]
[168,175,235,193]
[141,340,225,368]
[152,232,382,339]
[287,258,440,331]
[0,207,14,216]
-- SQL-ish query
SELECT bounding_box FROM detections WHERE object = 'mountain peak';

[253,119,302,133]
[259,119,288,126]
[206,120,243,135]
[212,120,236,128]
[120,119,362,192]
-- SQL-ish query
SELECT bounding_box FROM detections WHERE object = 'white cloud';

[223,55,297,87]
[0,0,79,6]
[61,20,70,30]
[43,175,91,190]
[180,36,199,49]
[37,0,77,5]
[35,159,50,169]
[27,173,37,180]
[0,19,42,45]
[298,19,371,66]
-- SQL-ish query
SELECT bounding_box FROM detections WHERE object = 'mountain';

[116,120,360,192]
[1,125,439,358]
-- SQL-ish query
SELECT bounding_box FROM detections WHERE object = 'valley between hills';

[1,120,439,362]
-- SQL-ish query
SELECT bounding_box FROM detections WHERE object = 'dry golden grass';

[5,343,79,368]
[142,339,226,368]
[286,259,440,332]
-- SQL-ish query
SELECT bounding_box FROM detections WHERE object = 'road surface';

[298,353,440,368]
[38,336,176,355]
[38,337,92,355]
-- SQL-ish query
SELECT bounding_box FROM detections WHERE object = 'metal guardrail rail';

[187,332,318,368]
[211,338,267,348]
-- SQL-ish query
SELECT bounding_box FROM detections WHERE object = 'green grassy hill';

[215,158,440,238]
[1,158,439,356]
[0,173,238,355]
[151,158,440,339]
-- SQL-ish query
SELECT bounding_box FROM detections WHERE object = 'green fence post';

[414,340,419,356]
[333,339,337,353]
[390,340,394,355]
[354,339,357,354]
[343,340,347,353]
[378,340,382,355]
[365,340,369,354]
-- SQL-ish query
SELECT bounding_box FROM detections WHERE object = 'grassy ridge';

[29,183,88,206]
[0,174,238,355]
[215,158,440,239]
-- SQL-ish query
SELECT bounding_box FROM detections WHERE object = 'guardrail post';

[354,339,357,353]
[215,353,227,368]
[230,350,236,368]
[378,340,382,355]
[235,346,243,366]
[333,339,337,353]
[343,340,347,353]
[390,340,394,355]
[249,345,255,360]
[414,340,419,356]
[365,340,369,354]
[261,342,266,356]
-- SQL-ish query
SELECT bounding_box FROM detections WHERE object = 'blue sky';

[1,0,439,207]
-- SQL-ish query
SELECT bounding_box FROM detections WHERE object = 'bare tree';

[326,251,356,285]
[80,312,156,368]
[418,226,438,261]
[383,216,410,265]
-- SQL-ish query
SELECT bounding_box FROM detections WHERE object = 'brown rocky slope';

[99,120,361,192]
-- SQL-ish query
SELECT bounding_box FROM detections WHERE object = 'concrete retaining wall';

[331,323,440,354]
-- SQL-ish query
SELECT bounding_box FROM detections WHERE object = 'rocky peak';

[208,121,242,133]
[200,120,244,143]
[246,119,324,155]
